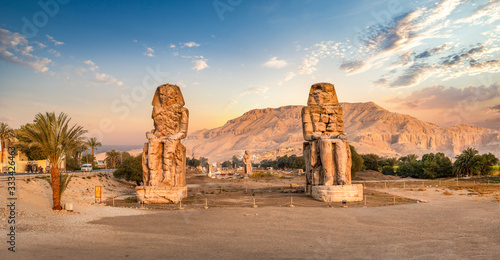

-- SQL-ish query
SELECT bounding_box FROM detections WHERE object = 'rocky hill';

[184,102,500,161]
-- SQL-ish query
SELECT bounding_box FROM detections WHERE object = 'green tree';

[186,157,201,167]
[350,145,363,177]
[231,155,244,168]
[421,153,453,179]
[105,149,120,168]
[474,153,499,175]
[381,165,395,175]
[66,157,79,171]
[0,122,15,164]
[113,155,143,185]
[380,157,397,167]
[454,147,479,177]
[361,154,380,171]
[85,137,102,167]
[82,153,95,165]
[221,160,231,168]
[17,112,86,210]
[14,124,46,160]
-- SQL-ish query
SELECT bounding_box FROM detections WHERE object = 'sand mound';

[354,170,401,181]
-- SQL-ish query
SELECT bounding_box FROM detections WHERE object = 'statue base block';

[136,186,187,204]
[311,184,363,202]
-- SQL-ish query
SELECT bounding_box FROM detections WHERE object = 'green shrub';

[381,166,395,175]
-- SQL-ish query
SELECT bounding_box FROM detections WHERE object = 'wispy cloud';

[82,59,122,86]
[46,35,64,46]
[94,72,123,86]
[228,86,269,108]
[144,47,154,57]
[288,0,500,89]
[0,28,53,75]
[183,42,200,48]
[384,83,500,110]
[383,82,500,127]
[84,60,99,71]
[192,56,208,71]
[47,49,61,57]
[455,0,500,25]
[262,56,287,69]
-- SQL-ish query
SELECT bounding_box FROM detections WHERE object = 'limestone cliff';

[184,102,500,161]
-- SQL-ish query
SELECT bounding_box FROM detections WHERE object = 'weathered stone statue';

[207,161,213,174]
[136,84,189,203]
[302,83,362,202]
[243,150,252,175]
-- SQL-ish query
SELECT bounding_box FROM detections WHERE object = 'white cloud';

[192,57,209,71]
[455,0,500,25]
[94,72,123,86]
[175,80,187,88]
[35,42,46,49]
[169,44,176,48]
[84,60,99,71]
[298,56,319,74]
[239,86,269,97]
[47,49,61,57]
[183,42,200,48]
[0,28,53,74]
[284,72,296,81]
[228,86,269,108]
[262,56,287,69]
[144,47,154,57]
[46,35,64,46]
[80,60,123,86]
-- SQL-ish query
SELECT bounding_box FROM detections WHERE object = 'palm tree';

[17,112,86,210]
[85,137,102,167]
[105,149,120,168]
[453,147,479,177]
[0,122,15,164]
[71,141,88,167]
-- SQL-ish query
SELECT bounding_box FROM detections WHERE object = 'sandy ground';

[0,171,499,259]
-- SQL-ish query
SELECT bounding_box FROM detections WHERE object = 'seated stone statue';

[302,83,352,187]
[143,84,189,188]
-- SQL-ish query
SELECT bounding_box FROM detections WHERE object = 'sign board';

[95,186,101,203]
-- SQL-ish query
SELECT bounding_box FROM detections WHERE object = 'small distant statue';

[243,150,252,175]
[207,161,213,174]
[137,84,189,203]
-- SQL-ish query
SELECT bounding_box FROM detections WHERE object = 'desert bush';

[381,166,395,175]
[361,154,380,171]
[350,145,363,178]
[113,155,142,185]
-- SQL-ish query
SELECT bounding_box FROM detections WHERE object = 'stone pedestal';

[311,184,363,202]
[136,186,187,204]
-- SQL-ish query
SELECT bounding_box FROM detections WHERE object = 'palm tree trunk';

[51,165,62,210]
[1,140,4,164]
[91,148,95,167]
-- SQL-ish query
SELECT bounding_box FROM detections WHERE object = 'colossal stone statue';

[243,150,252,175]
[136,84,189,203]
[302,83,362,202]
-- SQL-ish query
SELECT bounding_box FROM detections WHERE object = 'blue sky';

[0,0,499,145]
